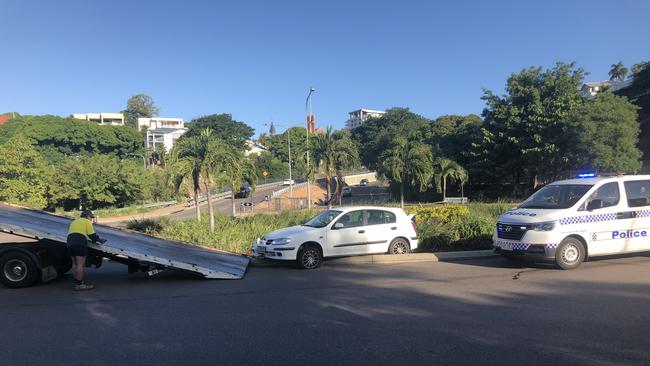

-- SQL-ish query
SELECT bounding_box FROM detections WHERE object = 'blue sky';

[1,0,649,135]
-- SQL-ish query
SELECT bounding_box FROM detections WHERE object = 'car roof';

[552,175,650,185]
[330,206,404,213]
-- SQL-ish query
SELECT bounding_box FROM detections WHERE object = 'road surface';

[3,254,650,365]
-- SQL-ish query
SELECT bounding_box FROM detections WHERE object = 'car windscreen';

[520,184,593,209]
[303,210,342,228]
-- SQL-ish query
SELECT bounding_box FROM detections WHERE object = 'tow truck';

[0,203,249,288]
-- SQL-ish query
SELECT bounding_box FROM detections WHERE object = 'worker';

[66,210,106,291]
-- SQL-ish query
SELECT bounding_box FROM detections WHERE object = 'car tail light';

[411,220,417,232]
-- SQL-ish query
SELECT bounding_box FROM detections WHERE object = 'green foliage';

[311,127,360,206]
[251,151,289,181]
[126,218,166,235]
[564,93,642,172]
[123,94,159,127]
[429,114,482,168]
[185,114,254,150]
[609,61,629,82]
[265,127,309,177]
[0,115,144,162]
[0,135,48,207]
[433,158,467,200]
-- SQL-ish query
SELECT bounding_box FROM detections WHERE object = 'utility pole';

[306,87,315,210]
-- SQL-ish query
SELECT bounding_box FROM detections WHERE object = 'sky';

[1,0,649,136]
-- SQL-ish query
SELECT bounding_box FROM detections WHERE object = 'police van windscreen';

[520,184,593,209]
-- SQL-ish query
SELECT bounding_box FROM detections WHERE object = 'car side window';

[334,211,364,228]
[581,182,620,211]
[624,180,650,207]
[366,210,396,225]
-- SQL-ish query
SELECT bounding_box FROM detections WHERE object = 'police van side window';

[624,180,650,207]
[581,182,620,211]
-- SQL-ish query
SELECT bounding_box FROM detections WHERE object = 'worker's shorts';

[67,233,89,257]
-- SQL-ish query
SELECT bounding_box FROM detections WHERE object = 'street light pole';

[306,87,315,210]
[287,128,292,197]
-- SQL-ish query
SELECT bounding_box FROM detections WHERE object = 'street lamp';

[127,153,147,170]
[305,87,315,210]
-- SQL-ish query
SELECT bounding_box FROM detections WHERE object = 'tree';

[169,135,207,221]
[429,114,482,168]
[350,108,431,171]
[251,151,288,182]
[433,158,468,201]
[266,127,309,177]
[221,149,257,216]
[631,61,649,78]
[477,62,587,191]
[123,94,159,127]
[609,62,629,82]
[564,93,641,173]
[0,135,48,208]
[185,114,254,150]
[311,127,360,209]
[378,137,434,209]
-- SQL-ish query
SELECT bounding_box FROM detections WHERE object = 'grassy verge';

[55,202,178,219]
[126,203,517,254]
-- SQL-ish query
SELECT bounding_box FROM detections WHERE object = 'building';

[137,117,184,131]
[245,140,267,156]
[0,114,11,125]
[580,81,612,97]
[145,128,187,152]
[344,109,386,131]
[72,113,125,126]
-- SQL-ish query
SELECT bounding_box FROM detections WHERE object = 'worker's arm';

[87,221,107,244]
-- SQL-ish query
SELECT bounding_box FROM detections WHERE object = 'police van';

[493,174,650,269]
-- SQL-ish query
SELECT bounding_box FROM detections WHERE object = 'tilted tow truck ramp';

[0,203,249,279]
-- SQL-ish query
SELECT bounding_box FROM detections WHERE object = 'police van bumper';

[493,243,557,260]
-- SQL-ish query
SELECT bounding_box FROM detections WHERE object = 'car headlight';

[531,221,556,231]
[271,238,292,245]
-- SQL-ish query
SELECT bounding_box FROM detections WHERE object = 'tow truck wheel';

[555,238,585,270]
[0,251,40,288]
[55,257,73,276]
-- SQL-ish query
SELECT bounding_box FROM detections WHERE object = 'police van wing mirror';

[587,199,604,211]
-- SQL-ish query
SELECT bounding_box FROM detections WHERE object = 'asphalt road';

[169,183,283,220]
[3,254,650,365]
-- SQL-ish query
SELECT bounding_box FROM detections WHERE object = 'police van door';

[621,179,650,253]
[580,181,628,256]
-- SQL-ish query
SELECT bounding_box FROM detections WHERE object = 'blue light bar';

[577,171,597,178]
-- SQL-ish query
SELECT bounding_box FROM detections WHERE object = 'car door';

[621,179,650,253]
[326,210,367,256]
[580,181,627,256]
[365,210,397,253]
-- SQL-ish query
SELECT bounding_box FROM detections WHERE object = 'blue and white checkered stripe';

[636,210,650,218]
[494,240,557,250]
[560,212,617,225]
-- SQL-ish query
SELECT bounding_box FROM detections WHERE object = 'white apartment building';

[146,128,187,152]
[345,108,385,131]
[137,117,184,131]
[245,140,267,156]
[72,112,125,126]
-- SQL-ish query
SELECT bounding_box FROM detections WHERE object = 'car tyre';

[555,238,585,270]
[388,238,410,255]
[297,244,322,270]
[0,251,40,288]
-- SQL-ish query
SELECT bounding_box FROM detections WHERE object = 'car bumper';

[251,244,298,261]
[492,240,556,260]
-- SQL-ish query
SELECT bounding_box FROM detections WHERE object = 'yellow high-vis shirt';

[68,218,96,238]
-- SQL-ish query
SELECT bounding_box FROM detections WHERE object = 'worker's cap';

[81,210,96,218]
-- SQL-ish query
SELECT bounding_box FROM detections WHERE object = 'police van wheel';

[555,238,585,270]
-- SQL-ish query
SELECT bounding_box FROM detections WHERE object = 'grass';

[55,202,177,218]
[125,203,517,254]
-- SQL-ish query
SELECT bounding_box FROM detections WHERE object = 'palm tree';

[221,147,257,217]
[609,61,629,81]
[169,135,206,221]
[199,130,232,231]
[379,137,434,209]
[311,127,359,209]
[434,158,468,202]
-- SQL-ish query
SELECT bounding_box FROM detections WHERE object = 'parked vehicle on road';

[359,179,369,186]
[283,178,295,186]
[342,186,352,197]
[252,206,418,269]
[493,174,650,269]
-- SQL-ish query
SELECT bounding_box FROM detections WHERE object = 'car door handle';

[358,230,365,234]
[391,227,397,230]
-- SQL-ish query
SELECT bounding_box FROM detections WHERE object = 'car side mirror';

[586,199,604,211]
[333,222,344,229]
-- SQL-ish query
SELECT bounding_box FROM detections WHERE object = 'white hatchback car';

[252,206,418,269]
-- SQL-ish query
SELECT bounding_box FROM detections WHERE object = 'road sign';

[263,171,268,177]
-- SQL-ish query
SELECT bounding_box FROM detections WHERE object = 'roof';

[0,115,11,125]
[149,127,187,134]
[552,175,650,185]
[349,108,386,114]
[582,81,612,88]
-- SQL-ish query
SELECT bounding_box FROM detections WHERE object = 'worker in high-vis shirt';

[67,210,106,291]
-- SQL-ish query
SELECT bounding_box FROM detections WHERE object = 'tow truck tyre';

[55,257,73,276]
[297,244,322,270]
[388,238,410,255]
[555,238,586,270]
[0,251,40,288]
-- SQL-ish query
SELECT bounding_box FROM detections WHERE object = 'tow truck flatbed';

[0,203,249,287]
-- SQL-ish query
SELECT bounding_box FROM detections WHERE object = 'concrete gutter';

[250,249,497,267]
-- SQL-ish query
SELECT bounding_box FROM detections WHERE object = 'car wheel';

[555,238,585,270]
[297,244,322,270]
[388,238,410,255]
[0,251,40,288]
